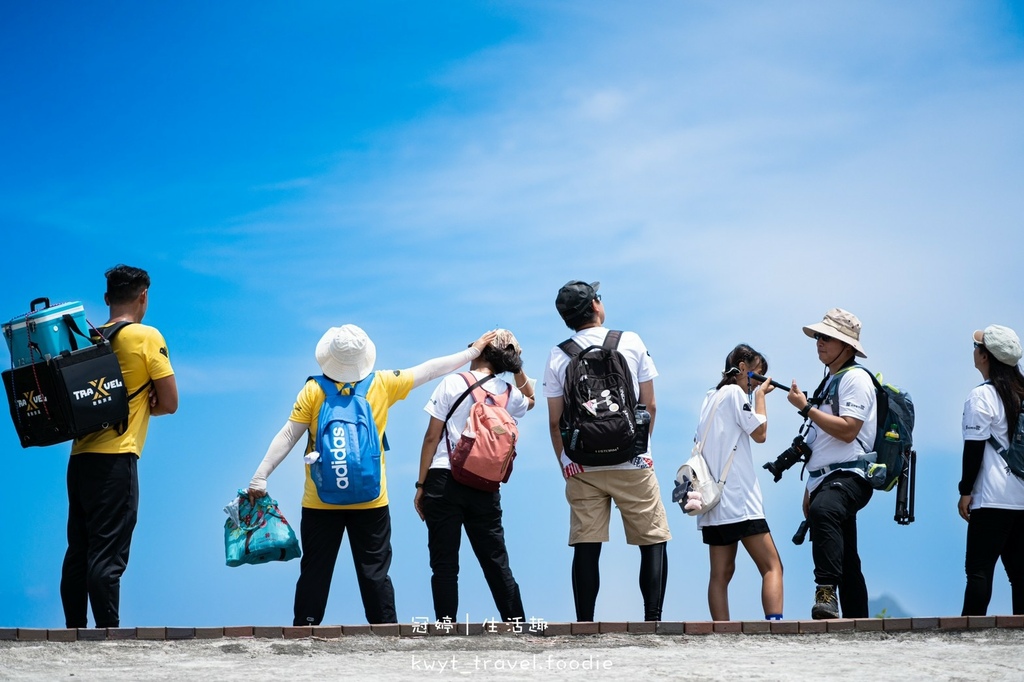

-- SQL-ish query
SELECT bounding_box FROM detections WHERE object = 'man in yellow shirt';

[62,265,177,628]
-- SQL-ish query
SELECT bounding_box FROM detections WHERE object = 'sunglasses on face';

[974,342,984,350]
[813,333,835,342]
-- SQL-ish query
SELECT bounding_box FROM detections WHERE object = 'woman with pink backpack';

[414,329,536,623]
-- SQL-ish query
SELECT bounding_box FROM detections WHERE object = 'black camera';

[763,435,813,482]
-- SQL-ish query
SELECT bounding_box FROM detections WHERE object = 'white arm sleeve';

[408,347,481,389]
[248,420,308,492]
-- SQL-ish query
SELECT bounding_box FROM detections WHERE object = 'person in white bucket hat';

[246,325,498,626]
[959,324,1024,616]
[786,308,877,621]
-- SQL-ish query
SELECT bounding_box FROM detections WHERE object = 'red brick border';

[11,616,1024,641]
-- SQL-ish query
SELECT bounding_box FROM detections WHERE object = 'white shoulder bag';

[673,392,739,517]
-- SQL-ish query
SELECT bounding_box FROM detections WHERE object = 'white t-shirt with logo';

[962,382,1024,510]
[542,327,658,473]
[805,366,877,493]
[693,386,769,529]
[424,370,530,470]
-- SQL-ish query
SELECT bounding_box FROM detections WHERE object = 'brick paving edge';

[10,618,1022,641]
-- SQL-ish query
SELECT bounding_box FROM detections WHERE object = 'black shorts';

[701,518,771,546]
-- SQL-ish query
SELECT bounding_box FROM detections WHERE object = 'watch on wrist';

[415,481,424,489]
[798,404,812,419]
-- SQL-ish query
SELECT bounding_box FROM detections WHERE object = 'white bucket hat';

[315,324,376,382]
[802,308,867,358]
[974,325,1022,366]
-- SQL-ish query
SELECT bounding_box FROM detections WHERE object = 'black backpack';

[3,321,147,448]
[558,330,637,466]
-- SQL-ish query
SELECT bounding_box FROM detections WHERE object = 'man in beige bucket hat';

[787,308,877,620]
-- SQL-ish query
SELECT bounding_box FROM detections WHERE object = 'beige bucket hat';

[802,308,867,358]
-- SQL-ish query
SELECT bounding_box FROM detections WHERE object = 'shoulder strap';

[822,364,860,411]
[558,338,584,358]
[442,372,496,454]
[695,391,727,454]
[828,364,881,451]
[100,321,134,342]
[696,389,744,484]
[444,373,495,421]
[989,399,1024,456]
[308,374,372,398]
[97,321,152,402]
[353,374,373,398]
[602,330,622,350]
[309,375,336,396]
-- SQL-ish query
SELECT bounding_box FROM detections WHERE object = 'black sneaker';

[811,585,839,620]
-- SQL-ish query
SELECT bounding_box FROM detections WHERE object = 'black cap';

[555,280,600,321]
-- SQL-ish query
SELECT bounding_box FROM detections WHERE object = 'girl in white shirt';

[694,344,784,621]
[959,325,1024,616]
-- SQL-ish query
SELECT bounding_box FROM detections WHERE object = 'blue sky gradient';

[3,1,1024,626]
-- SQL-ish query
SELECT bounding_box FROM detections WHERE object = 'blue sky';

[3,0,1024,627]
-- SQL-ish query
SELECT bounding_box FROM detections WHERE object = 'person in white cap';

[959,324,1024,616]
[246,325,497,626]
[786,308,877,620]
[414,329,536,623]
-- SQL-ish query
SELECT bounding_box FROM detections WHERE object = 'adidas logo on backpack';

[305,375,384,505]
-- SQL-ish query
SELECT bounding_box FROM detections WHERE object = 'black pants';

[293,505,397,626]
[962,507,1024,616]
[808,472,872,618]
[420,469,524,622]
[60,453,139,628]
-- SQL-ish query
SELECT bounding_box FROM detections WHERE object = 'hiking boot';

[811,585,839,620]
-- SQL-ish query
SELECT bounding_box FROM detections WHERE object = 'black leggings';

[962,507,1024,616]
[572,541,668,621]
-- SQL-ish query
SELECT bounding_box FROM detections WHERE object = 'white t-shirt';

[424,370,530,470]
[805,366,877,493]
[962,382,1024,510]
[542,327,658,474]
[693,385,768,529]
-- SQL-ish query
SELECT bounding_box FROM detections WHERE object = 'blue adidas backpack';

[307,375,383,505]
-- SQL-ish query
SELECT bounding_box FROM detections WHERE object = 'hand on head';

[470,330,498,353]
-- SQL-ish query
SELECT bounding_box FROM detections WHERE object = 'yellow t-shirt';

[290,369,414,510]
[71,323,174,457]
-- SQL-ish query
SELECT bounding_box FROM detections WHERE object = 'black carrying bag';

[3,322,137,448]
[558,330,638,466]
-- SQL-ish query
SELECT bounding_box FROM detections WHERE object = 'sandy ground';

[2,630,1024,681]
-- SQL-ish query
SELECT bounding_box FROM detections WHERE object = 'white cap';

[974,325,1023,367]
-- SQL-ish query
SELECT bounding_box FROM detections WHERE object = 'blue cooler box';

[3,298,91,367]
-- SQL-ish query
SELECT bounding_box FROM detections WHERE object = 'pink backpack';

[444,372,519,492]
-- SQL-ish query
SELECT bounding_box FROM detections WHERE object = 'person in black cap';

[541,280,671,622]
